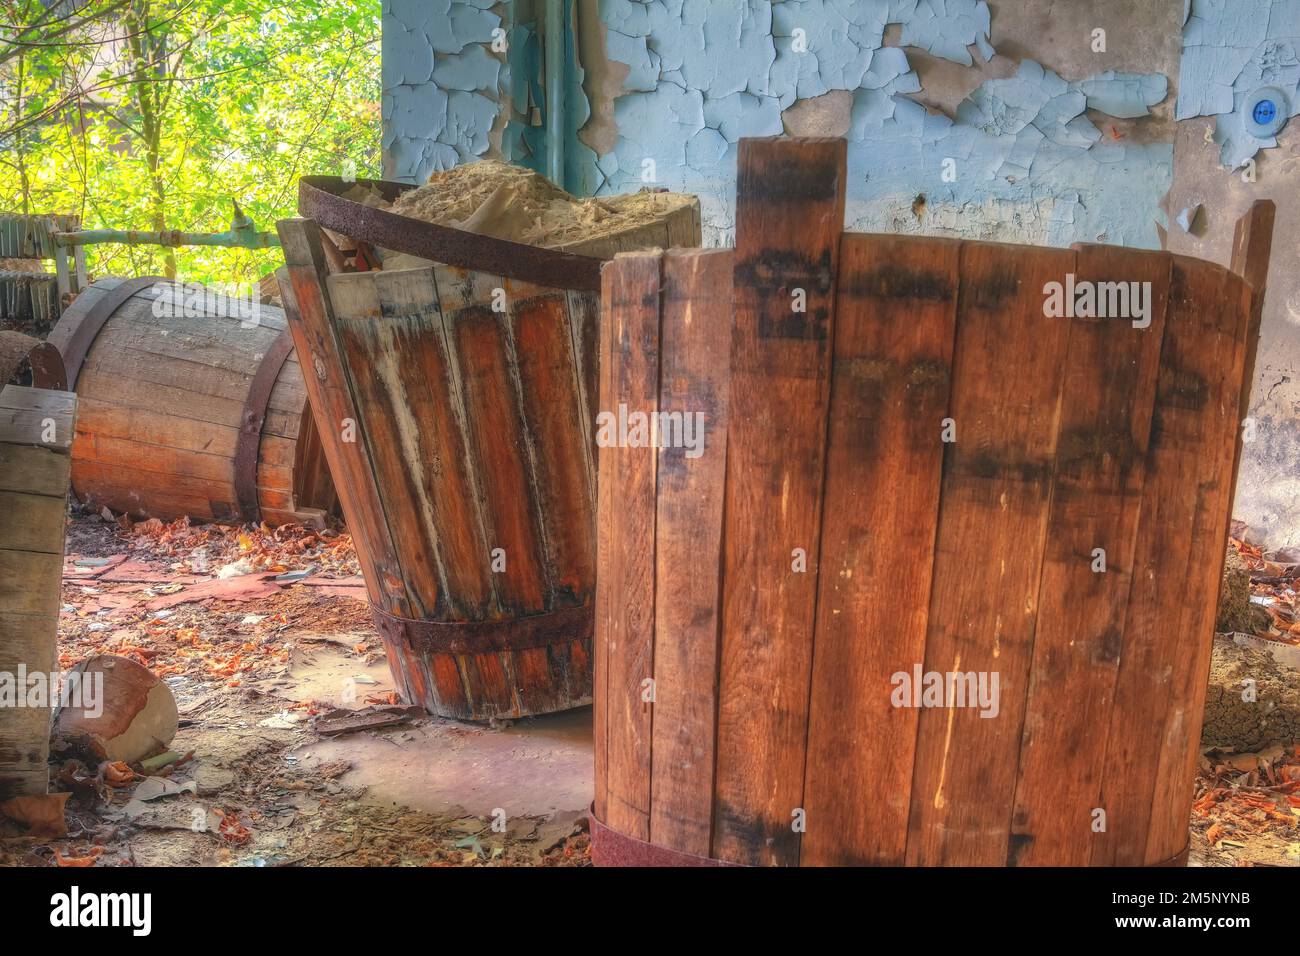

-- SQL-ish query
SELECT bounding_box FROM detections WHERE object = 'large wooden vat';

[278,176,701,721]
[591,137,1273,867]
[48,277,337,525]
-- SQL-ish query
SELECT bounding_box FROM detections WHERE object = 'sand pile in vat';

[379,160,695,250]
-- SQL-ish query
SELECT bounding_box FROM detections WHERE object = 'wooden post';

[0,385,76,800]
[712,137,846,866]
[1227,199,1275,498]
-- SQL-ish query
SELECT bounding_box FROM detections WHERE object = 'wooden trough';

[0,384,76,800]
[591,137,1273,867]
[277,175,701,721]
[47,277,337,526]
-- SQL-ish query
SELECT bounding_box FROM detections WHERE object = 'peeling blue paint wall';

[383,0,1175,250]
[383,0,505,182]
[1176,0,1300,168]
[593,0,1172,247]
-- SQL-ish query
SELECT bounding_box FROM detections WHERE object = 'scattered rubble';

[0,512,591,868]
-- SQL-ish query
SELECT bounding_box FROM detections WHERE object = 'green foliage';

[1,0,380,283]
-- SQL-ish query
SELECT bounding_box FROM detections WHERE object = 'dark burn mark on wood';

[1006,831,1034,867]
[738,157,840,203]
[1055,426,1143,473]
[1098,626,1123,665]
[951,449,1053,485]
[1157,366,1209,411]
[735,249,834,341]
[841,264,955,302]
[712,799,799,864]
[963,266,1020,310]
[736,249,835,295]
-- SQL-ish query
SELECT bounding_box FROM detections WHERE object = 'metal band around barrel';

[233,326,296,524]
[297,176,604,293]
[588,805,739,867]
[371,603,592,656]
[590,806,1189,868]
[47,276,166,389]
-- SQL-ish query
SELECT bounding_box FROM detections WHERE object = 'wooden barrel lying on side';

[277,175,701,721]
[592,137,1273,867]
[47,277,337,525]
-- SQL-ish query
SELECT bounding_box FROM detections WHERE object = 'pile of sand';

[382,160,694,250]
[1215,546,1271,635]
[1202,635,1300,752]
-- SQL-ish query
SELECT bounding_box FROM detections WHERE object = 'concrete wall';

[381,0,1300,542]
[1169,0,1300,549]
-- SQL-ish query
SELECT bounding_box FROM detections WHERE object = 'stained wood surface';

[902,243,1073,865]
[648,249,733,858]
[1142,259,1253,865]
[277,225,410,619]
[801,234,960,865]
[1009,244,1170,866]
[712,136,846,866]
[0,384,75,799]
[597,252,661,841]
[59,276,333,524]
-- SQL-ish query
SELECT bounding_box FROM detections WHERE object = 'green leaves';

[0,0,381,283]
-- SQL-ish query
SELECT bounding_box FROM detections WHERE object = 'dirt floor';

[0,513,591,867]
[1187,536,1300,868]
[2,514,1298,867]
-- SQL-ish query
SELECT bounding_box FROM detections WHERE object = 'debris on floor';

[0,513,591,867]
[1192,534,1300,866]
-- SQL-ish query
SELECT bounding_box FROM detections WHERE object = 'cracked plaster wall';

[1172,0,1300,548]
[383,1,1178,249]
[589,0,1174,247]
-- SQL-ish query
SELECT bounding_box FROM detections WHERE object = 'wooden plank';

[0,489,67,554]
[73,430,289,489]
[504,281,597,714]
[592,290,612,823]
[1227,200,1275,499]
[437,267,549,619]
[0,550,62,616]
[327,270,482,621]
[905,242,1075,866]
[0,770,50,802]
[71,459,235,520]
[1232,200,1274,424]
[0,410,73,449]
[596,251,662,840]
[1009,245,1170,866]
[648,248,733,858]
[0,384,76,417]
[801,234,960,865]
[76,365,302,439]
[712,137,846,867]
[1142,260,1253,864]
[0,444,70,498]
[505,283,596,608]
[275,228,410,616]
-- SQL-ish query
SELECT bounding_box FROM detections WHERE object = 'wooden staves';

[0,385,76,800]
[591,136,1271,866]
